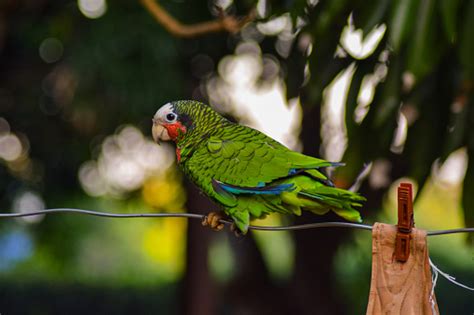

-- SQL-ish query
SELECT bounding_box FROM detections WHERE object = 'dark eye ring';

[166,113,177,122]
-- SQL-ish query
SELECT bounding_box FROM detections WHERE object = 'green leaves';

[288,0,308,26]
[352,0,390,37]
[462,95,474,235]
[459,0,474,77]
[388,0,419,53]
[267,1,473,227]
[438,0,460,43]
[406,0,442,81]
[302,0,352,104]
[463,155,474,239]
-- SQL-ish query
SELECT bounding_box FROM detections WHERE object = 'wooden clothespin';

[395,183,414,262]
[367,183,439,314]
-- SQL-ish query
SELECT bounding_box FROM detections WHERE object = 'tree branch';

[139,0,255,38]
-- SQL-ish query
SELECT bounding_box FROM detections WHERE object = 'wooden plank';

[366,223,439,315]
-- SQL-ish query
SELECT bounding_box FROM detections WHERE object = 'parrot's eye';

[165,113,177,123]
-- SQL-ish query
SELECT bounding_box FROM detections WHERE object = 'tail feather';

[296,186,365,223]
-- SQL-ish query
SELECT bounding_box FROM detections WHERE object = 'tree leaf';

[440,102,468,162]
[462,94,474,238]
[463,148,474,237]
[304,0,352,104]
[352,0,390,37]
[339,60,379,181]
[339,51,400,182]
[371,57,402,133]
[459,0,474,77]
[289,0,308,26]
[406,0,442,80]
[311,0,349,36]
[438,0,460,43]
[404,63,454,188]
[388,0,419,53]
[345,37,386,135]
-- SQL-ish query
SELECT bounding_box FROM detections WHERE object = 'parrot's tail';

[298,189,364,222]
[280,176,365,222]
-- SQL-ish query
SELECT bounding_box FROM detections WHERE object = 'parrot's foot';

[202,212,225,231]
[230,223,243,237]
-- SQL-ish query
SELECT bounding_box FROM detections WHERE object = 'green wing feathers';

[183,125,365,233]
[280,176,364,223]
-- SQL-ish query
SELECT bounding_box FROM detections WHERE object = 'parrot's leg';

[202,211,225,231]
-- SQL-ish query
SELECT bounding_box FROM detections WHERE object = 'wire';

[426,228,474,236]
[0,208,205,220]
[429,258,474,292]
[1,208,473,235]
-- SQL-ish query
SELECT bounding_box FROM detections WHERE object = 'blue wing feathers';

[288,169,299,175]
[214,180,294,195]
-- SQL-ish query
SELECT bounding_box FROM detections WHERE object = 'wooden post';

[366,183,439,315]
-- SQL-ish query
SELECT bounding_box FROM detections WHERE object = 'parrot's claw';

[202,212,225,231]
[230,223,243,237]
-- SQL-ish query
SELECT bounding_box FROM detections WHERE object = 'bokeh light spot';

[142,219,187,278]
[78,161,107,197]
[0,117,10,134]
[79,125,175,198]
[0,134,22,161]
[12,191,46,223]
[39,38,63,63]
[341,18,386,60]
[78,0,107,19]
[207,41,302,150]
[0,231,33,270]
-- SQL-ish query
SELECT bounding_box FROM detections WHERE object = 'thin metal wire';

[427,228,474,236]
[0,208,205,220]
[1,208,473,235]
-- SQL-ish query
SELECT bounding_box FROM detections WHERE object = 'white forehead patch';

[154,102,174,120]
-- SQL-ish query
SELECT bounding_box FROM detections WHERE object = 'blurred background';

[0,0,473,314]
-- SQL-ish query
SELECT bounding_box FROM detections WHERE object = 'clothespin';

[395,182,414,262]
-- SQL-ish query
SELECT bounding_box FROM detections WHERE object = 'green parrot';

[152,100,365,234]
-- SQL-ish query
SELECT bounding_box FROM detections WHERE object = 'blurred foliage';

[0,0,473,314]
[0,0,226,308]
[267,0,474,229]
[284,0,474,308]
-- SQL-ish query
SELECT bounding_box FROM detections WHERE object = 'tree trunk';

[290,104,346,315]
[181,182,217,315]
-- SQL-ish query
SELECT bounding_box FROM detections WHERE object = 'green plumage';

[165,100,365,233]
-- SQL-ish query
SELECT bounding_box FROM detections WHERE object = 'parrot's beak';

[152,120,171,144]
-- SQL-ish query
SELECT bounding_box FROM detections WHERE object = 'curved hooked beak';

[152,119,171,144]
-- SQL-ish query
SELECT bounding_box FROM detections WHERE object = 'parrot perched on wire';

[152,100,365,234]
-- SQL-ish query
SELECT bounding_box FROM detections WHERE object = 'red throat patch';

[163,122,187,141]
[176,148,181,162]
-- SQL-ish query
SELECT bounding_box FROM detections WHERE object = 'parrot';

[152,100,365,234]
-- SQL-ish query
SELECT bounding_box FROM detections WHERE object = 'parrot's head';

[152,100,225,144]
